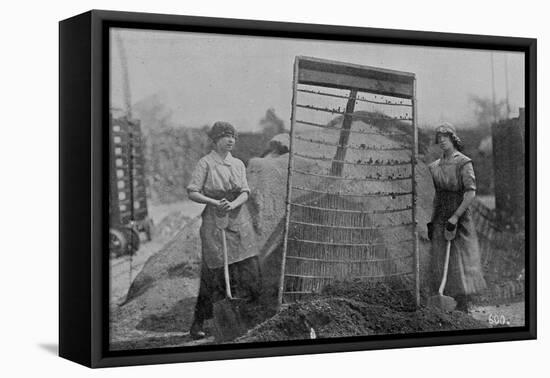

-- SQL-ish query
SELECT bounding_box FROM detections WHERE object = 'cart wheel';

[122,227,140,256]
[145,218,154,241]
[109,228,127,258]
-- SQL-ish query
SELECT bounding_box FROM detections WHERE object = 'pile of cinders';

[237,280,485,343]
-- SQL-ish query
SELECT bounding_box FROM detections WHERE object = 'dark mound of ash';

[322,280,417,312]
[237,280,485,343]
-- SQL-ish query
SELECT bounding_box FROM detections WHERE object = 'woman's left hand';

[448,214,459,225]
[220,200,236,212]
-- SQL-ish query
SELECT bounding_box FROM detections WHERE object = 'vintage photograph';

[108,27,526,350]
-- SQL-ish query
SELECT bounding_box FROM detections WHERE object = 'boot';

[455,295,471,313]
[190,319,206,340]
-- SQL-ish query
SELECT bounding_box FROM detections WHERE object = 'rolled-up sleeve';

[460,161,476,192]
[239,161,250,194]
[187,158,207,193]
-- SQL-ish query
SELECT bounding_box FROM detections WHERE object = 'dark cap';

[208,121,237,142]
[434,122,462,147]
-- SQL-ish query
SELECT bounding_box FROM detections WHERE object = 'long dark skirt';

[193,256,261,323]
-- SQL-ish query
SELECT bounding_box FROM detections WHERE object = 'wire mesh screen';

[280,56,419,304]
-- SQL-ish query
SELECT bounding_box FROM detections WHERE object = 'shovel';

[428,222,458,312]
[212,213,248,342]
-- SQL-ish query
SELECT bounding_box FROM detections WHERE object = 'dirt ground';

[111,247,524,351]
[470,302,525,327]
[110,300,525,350]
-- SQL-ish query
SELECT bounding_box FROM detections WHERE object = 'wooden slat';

[279,57,300,307]
[284,288,412,295]
[294,134,411,151]
[294,152,411,166]
[297,88,413,107]
[291,186,413,197]
[286,254,412,264]
[331,89,357,176]
[288,237,414,247]
[291,168,413,182]
[296,104,413,121]
[297,56,415,98]
[295,119,409,136]
[290,202,413,214]
[289,219,414,230]
[299,68,414,99]
[411,78,420,307]
[285,271,413,279]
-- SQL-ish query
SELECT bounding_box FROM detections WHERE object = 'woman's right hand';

[214,198,229,211]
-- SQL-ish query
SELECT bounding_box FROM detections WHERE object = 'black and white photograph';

[107,26,528,350]
[4,0,548,374]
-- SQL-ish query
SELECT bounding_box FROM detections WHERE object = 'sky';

[110,28,525,132]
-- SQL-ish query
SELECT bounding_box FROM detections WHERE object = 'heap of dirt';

[123,216,202,304]
[322,280,417,312]
[237,281,485,343]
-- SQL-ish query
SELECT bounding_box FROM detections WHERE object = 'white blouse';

[187,151,250,196]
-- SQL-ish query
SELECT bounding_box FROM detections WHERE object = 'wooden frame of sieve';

[279,56,420,307]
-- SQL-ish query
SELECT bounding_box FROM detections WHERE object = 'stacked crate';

[109,115,148,236]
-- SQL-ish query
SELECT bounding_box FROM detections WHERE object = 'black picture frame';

[59,9,536,368]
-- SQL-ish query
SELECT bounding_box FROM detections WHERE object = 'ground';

[470,302,525,327]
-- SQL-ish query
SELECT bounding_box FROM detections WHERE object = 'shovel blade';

[428,294,457,312]
[213,298,248,342]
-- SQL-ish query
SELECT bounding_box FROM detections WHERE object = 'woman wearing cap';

[187,121,260,339]
[427,123,486,311]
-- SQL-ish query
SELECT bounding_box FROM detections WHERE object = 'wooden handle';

[221,229,232,299]
[215,213,229,230]
[438,240,452,295]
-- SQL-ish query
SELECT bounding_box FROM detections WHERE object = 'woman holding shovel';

[187,121,260,340]
[427,123,486,312]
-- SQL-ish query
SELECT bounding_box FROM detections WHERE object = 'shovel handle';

[221,229,233,299]
[438,240,452,295]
